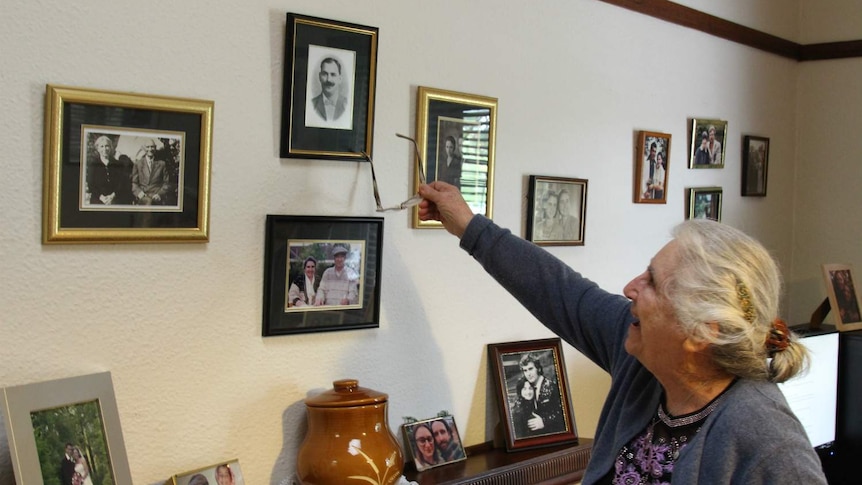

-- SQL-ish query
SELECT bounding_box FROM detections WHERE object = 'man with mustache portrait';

[310,56,348,123]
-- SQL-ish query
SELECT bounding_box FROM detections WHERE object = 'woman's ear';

[683,321,720,353]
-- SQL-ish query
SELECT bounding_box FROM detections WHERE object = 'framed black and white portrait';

[279,13,378,160]
[488,338,578,451]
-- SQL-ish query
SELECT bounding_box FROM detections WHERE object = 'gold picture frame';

[412,87,497,228]
[43,85,213,243]
[1,372,132,484]
[688,118,727,168]
[821,263,862,332]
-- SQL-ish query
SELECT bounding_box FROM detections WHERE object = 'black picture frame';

[279,13,378,161]
[742,135,769,196]
[42,85,213,244]
[412,87,497,228]
[263,215,383,336]
[526,175,587,246]
[488,338,578,451]
[401,415,467,472]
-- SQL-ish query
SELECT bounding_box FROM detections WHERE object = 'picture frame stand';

[809,297,831,330]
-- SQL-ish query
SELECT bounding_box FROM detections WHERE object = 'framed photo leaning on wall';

[488,338,578,451]
[413,87,497,228]
[42,85,213,244]
[822,263,862,332]
[262,215,383,336]
[742,135,769,196]
[688,118,727,168]
[1,372,132,484]
[169,459,245,485]
[634,130,671,204]
[526,175,587,246]
[279,13,378,161]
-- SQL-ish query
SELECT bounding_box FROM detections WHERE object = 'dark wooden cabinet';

[403,439,592,484]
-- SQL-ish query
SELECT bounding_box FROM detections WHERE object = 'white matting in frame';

[1,372,132,484]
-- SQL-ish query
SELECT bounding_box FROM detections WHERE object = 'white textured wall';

[0,1,848,484]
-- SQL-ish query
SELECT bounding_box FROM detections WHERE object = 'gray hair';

[663,219,807,383]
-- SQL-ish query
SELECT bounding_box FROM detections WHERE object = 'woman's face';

[445,139,455,157]
[545,196,558,217]
[622,240,688,374]
[304,260,316,279]
[72,449,81,460]
[520,381,535,400]
[414,426,435,462]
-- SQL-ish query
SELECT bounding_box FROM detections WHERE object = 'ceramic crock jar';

[297,379,403,485]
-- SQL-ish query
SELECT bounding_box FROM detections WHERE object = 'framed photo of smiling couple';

[488,338,578,451]
[401,415,467,472]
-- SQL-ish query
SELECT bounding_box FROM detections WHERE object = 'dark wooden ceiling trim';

[596,0,861,62]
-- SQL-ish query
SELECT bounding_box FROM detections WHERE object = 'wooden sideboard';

[402,438,593,484]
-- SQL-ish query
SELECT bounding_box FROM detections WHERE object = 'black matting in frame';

[263,215,383,336]
[279,13,378,160]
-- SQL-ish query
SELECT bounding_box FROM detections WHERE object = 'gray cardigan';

[461,216,826,484]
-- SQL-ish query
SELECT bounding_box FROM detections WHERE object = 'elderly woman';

[417,181,826,484]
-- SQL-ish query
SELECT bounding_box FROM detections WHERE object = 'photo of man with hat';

[315,244,360,306]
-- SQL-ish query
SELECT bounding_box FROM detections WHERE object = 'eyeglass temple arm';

[360,151,385,210]
[395,133,427,185]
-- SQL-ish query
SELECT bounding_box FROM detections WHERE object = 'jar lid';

[304,379,389,408]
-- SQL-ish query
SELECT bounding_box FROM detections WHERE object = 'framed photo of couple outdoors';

[821,263,862,332]
[279,13,378,161]
[412,87,497,228]
[1,372,132,484]
[42,85,213,244]
[634,130,671,204]
[488,338,578,451]
[262,215,383,336]
[526,175,588,246]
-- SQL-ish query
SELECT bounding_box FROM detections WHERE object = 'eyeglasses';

[360,134,427,212]
[416,436,433,444]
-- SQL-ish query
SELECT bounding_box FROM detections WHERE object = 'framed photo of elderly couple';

[262,215,383,336]
[488,338,578,451]
[412,87,497,229]
[526,175,587,246]
[634,131,671,204]
[42,85,213,244]
[401,415,467,472]
[279,13,378,161]
[1,372,132,484]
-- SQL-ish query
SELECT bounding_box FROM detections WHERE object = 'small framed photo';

[634,130,672,204]
[487,338,578,451]
[822,264,862,332]
[526,175,587,246]
[742,135,769,196]
[688,118,728,168]
[1,372,132,484]
[263,215,383,336]
[413,87,497,228]
[42,85,214,243]
[686,187,722,221]
[169,459,245,485]
[401,416,467,472]
[279,13,378,161]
